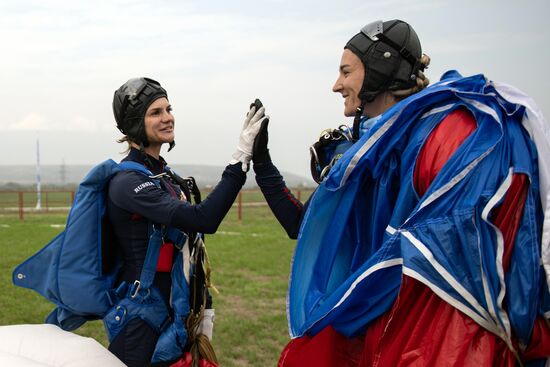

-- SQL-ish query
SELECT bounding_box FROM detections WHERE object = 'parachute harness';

[172,172,218,367]
[155,169,219,366]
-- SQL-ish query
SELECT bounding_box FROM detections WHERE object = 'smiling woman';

[112,77,176,156]
[142,98,175,153]
[251,19,550,367]
[102,77,268,367]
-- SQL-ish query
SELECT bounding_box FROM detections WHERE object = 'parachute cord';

[185,238,219,366]
[511,348,524,367]
[201,242,219,294]
[186,308,218,367]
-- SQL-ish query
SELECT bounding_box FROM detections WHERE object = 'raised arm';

[252,110,307,239]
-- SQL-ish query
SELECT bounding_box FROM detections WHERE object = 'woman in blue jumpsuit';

[107,77,266,367]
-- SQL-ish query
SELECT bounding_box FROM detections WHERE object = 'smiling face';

[332,49,365,117]
[143,97,174,148]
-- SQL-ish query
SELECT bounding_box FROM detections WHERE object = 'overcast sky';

[2,0,549,177]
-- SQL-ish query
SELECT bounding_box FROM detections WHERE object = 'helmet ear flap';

[114,94,130,134]
[135,120,150,148]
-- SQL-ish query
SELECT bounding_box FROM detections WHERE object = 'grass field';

[0,204,299,366]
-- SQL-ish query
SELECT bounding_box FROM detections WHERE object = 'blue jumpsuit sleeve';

[253,161,309,239]
[108,163,246,233]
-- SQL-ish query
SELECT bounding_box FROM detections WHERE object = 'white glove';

[230,104,269,172]
[197,308,215,341]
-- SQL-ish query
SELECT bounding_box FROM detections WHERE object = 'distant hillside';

[0,164,315,189]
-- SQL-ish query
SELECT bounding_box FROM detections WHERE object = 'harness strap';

[134,228,164,293]
[137,226,187,292]
[118,161,218,365]
[118,161,153,176]
[118,161,165,294]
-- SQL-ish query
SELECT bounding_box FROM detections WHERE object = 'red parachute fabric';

[360,277,515,366]
[524,316,550,360]
[278,325,364,367]
[170,352,218,367]
[279,107,550,366]
[413,108,477,195]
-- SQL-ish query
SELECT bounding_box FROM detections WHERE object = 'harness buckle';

[130,280,141,298]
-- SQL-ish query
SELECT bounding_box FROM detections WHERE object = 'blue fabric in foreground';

[13,159,194,363]
[13,159,152,329]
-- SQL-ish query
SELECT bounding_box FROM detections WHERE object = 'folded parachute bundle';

[0,324,125,367]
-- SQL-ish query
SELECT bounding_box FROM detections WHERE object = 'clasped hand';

[231,100,269,172]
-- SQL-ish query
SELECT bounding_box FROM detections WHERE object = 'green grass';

[0,205,297,366]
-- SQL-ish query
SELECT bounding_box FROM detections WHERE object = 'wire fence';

[0,189,314,221]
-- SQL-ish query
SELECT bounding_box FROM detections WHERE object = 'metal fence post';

[18,191,24,220]
[238,191,243,221]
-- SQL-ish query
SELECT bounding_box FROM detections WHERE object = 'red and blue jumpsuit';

[255,108,550,366]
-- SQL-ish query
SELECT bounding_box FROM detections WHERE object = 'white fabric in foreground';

[493,82,550,294]
[0,324,124,367]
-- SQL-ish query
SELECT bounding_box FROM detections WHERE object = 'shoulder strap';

[117,160,162,295]
[118,161,153,176]
[164,166,202,204]
[132,227,163,295]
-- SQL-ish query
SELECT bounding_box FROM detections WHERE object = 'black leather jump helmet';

[112,77,175,150]
[345,20,424,140]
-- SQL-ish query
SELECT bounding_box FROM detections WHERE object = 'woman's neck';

[130,142,161,160]
[363,91,397,118]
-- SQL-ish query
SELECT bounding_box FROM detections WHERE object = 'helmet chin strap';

[352,103,365,142]
[352,86,382,142]
[139,142,155,169]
